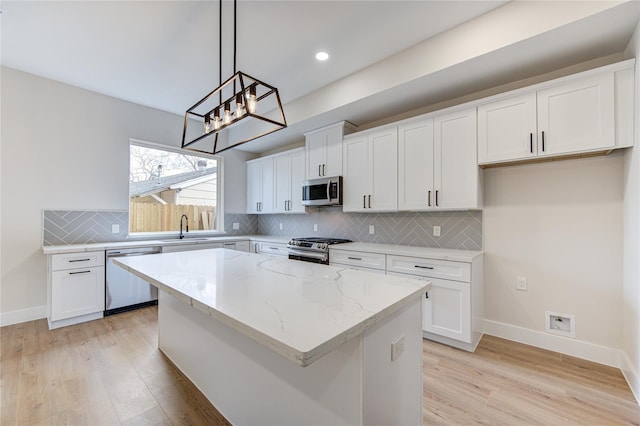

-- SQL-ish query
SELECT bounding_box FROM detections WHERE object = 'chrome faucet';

[179,214,189,239]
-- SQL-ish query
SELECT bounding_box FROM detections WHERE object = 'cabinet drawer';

[387,255,470,282]
[51,251,104,271]
[257,242,288,257]
[330,250,386,271]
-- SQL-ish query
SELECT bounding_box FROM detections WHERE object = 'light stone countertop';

[330,242,483,262]
[41,235,290,254]
[114,248,430,367]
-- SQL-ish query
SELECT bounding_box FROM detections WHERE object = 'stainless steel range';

[287,237,352,264]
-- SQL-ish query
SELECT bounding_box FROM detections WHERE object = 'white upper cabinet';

[246,157,274,214]
[398,107,480,211]
[304,122,356,179]
[477,93,537,163]
[274,148,305,213]
[343,127,398,212]
[398,119,435,210]
[435,108,480,210]
[477,61,633,166]
[536,73,614,157]
[247,148,305,215]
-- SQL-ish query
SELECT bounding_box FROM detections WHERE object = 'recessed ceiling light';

[315,51,329,61]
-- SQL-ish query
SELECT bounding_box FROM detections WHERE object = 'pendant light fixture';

[181,0,287,155]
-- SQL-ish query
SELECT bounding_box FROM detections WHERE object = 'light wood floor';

[1,306,638,425]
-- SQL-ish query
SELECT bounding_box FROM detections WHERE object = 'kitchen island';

[114,248,429,425]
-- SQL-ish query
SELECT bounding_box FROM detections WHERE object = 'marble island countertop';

[114,249,430,367]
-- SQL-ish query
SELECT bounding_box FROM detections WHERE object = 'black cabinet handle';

[435,190,439,207]
[318,164,321,176]
[363,195,366,209]
[322,164,326,176]
[415,265,434,270]
[69,258,91,263]
[69,270,91,275]
[368,195,371,209]
[425,291,430,299]
[428,190,431,207]
[530,133,533,153]
[542,131,545,152]
[347,256,362,261]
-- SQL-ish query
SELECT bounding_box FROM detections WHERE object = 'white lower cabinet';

[255,241,289,257]
[422,277,471,343]
[330,246,483,352]
[329,249,386,272]
[48,251,105,329]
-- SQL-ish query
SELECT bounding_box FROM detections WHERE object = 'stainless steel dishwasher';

[105,246,162,315]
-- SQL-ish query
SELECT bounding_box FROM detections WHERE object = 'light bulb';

[247,85,257,114]
[235,93,245,119]
[204,116,211,133]
[213,108,221,130]
[223,102,232,125]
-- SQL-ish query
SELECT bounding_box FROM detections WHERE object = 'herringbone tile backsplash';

[43,209,481,250]
[258,208,482,250]
[43,210,129,245]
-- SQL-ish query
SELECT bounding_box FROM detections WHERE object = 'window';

[129,140,222,235]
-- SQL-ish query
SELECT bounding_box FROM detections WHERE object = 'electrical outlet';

[279,223,283,230]
[232,222,239,230]
[391,336,405,361]
[111,224,120,233]
[313,224,318,232]
[517,276,528,291]
[369,225,375,234]
[433,225,441,237]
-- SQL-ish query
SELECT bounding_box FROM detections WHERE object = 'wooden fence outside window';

[129,202,216,233]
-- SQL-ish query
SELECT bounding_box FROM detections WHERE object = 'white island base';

[158,290,423,425]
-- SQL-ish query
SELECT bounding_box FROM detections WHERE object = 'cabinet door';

[323,124,344,177]
[289,149,306,213]
[423,277,471,343]
[398,119,434,211]
[274,154,291,213]
[51,266,105,321]
[537,72,615,157]
[305,131,326,179]
[342,136,371,212]
[246,161,262,214]
[477,93,537,164]
[370,128,398,211]
[260,158,274,213]
[434,108,480,209]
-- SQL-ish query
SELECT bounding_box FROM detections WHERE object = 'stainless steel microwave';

[301,176,343,206]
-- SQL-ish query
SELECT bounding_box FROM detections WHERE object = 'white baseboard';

[483,319,621,368]
[621,351,640,404]
[0,305,47,327]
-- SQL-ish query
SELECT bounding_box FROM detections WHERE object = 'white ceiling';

[2,1,640,154]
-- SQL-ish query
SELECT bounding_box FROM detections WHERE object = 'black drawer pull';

[414,265,434,270]
[347,257,362,261]
[69,258,91,262]
[425,291,430,299]
[69,270,91,275]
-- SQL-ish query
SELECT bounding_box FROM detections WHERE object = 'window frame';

[128,138,224,238]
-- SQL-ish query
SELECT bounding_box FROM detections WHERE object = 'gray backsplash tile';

[258,208,482,250]
[44,209,481,250]
[43,210,129,245]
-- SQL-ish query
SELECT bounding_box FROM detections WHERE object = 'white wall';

[483,153,624,362]
[622,20,640,400]
[0,67,248,322]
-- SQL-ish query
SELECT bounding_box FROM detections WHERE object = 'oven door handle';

[288,249,328,261]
